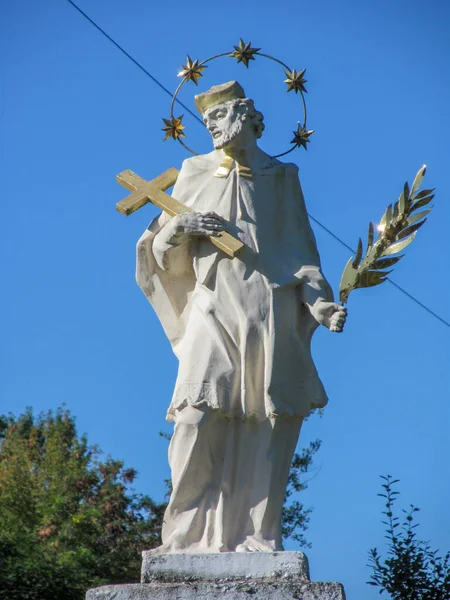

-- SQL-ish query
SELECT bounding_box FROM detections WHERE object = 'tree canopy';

[0,407,165,600]
[0,406,320,599]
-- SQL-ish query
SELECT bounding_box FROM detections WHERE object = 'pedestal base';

[141,551,311,582]
[86,552,346,600]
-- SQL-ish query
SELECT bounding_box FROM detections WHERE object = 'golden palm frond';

[339,165,434,304]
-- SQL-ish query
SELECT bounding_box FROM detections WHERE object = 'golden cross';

[116,168,243,259]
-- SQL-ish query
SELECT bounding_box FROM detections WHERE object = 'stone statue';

[136,81,347,554]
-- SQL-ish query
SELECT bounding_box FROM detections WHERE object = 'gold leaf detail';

[229,38,260,68]
[384,232,417,255]
[178,56,207,85]
[291,124,314,150]
[410,164,426,198]
[162,115,186,141]
[339,165,434,304]
[352,238,363,268]
[284,68,307,94]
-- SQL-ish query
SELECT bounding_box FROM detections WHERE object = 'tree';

[0,406,321,599]
[0,407,166,600]
[367,475,450,599]
[282,439,322,548]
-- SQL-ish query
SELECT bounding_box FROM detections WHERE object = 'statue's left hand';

[312,300,347,333]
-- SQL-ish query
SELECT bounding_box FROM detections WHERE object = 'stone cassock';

[136,81,346,554]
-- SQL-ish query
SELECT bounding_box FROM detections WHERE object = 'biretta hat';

[194,81,246,115]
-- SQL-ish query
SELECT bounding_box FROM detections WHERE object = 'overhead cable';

[65,0,450,330]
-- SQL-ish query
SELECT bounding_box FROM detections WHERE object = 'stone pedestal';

[86,552,345,600]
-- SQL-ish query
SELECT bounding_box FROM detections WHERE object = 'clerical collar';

[214,155,253,179]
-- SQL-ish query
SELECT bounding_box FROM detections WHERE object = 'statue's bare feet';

[236,538,280,552]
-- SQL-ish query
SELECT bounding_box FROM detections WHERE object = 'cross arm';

[116,168,179,216]
[115,169,244,258]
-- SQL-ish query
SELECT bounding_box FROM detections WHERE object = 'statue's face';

[204,101,253,150]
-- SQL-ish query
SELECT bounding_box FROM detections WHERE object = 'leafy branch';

[339,165,434,304]
[367,475,450,599]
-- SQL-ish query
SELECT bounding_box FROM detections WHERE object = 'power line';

[309,216,450,328]
[65,0,204,127]
[65,0,450,331]
[308,215,355,254]
[386,279,450,328]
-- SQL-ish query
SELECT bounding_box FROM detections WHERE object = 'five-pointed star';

[284,69,307,94]
[291,124,314,149]
[230,38,260,68]
[162,115,186,141]
[178,56,207,85]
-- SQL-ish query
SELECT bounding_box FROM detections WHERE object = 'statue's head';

[195,81,264,151]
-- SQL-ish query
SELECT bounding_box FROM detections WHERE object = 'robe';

[136,149,333,423]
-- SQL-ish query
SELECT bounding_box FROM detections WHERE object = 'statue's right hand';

[171,212,226,237]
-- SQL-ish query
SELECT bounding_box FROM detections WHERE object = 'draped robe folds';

[136,149,333,423]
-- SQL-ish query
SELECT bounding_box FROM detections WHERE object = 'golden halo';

[161,39,313,159]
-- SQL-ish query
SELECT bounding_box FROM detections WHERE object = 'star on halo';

[178,56,207,85]
[162,115,186,141]
[230,38,260,68]
[284,68,308,94]
[291,124,314,149]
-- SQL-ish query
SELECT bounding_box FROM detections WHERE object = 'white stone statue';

[136,81,347,554]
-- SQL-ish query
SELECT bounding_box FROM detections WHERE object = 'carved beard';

[212,116,245,150]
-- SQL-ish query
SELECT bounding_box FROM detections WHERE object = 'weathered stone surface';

[135,79,346,556]
[87,552,345,599]
[141,551,310,582]
[86,580,346,600]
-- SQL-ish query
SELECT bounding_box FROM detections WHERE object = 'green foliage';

[367,475,450,599]
[282,439,322,547]
[0,407,166,600]
[0,407,321,599]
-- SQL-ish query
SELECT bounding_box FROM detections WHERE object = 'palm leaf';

[399,190,407,215]
[339,165,434,304]
[393,201,400,222]
[339,257,357,303]
[378,209,387,231]
[385,204,393,228]
[411,194,434,212]
[406,207,432,226]
[366,222,374,255]
[359,270,392,288]
[384,232,417,255]
[404,181,410,206]
[352,238,363,268]
[397,220,426,241]
[410,165,426,198]
[370,256,403,270]
[412,187,434,201]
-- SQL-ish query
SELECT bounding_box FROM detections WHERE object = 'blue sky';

[1,0,449,597]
